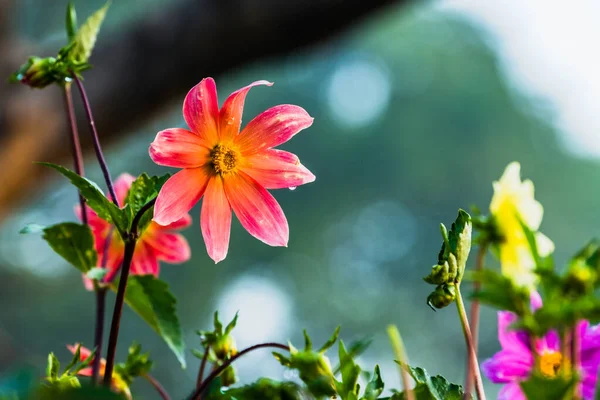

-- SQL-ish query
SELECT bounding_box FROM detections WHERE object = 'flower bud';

[10,57,59,89]
[427,284,457,310]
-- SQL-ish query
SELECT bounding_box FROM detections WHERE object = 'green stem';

[456,286,486,400]
[387,325,415,400]
[465,244,487,396]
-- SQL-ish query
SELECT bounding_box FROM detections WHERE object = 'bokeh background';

[1,0,599,398]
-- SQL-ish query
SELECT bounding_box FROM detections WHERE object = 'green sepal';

[520,373,576,400]
[47,353,60,380]
[114,342,153,386]
[361,365,384,400]
[65,2,77,41]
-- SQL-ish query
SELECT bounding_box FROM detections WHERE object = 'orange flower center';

[211,144,240,175]
[539,351,562,378]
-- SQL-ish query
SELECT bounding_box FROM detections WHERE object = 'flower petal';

[241,149,315,189]
[149,128,211,168]
[161,214,192,230]
[235,105,313,155]
[114,173,136,205]
[144,231,191,264]
[481,350,532,384]
[224,171,288,246]
[498,311,531,353]
[130,241,159,276]
[153,167,210,226]
[201,176,232,263]
[183,78,219,144]
[219,80,273,141]
[498,382,527,400]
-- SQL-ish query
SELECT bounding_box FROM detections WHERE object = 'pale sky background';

[441,0,600,159]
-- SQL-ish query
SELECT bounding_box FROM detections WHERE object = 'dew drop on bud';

[289,186,297,191]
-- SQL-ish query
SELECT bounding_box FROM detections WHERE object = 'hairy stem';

[456,286,486,400]
[143,373,172,400]
[70,72,119,206]
[62,83,88,224]
[91,285,106,382]
[465,243,487,396]
[387,325,415,400]
[103,199,155,386]
[189,343,289,400]
[63,82,108,384]
[196,345,211,389]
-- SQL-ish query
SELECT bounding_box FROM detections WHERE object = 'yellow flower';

[490,162,554,288]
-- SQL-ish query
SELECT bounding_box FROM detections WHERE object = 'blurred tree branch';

[0,0,408,220]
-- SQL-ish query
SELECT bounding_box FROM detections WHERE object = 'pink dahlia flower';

[75,173,191,288]
[149,78,315,263]
[482,293,600,399]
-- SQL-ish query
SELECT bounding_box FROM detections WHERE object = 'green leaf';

[63,344,82,374]
[466,269,530,316]
[333,337,372,375]
[19,223,45,234]
[69,1,110,63]
[126,173,170,232]
[66,2,77,41]
[399,365,466,400]
[520,373,575,400]
[116,275,185,367]
[40,163,128,236]
[42,223,97,273]
[362,365,384,400]
[47,353,60,380]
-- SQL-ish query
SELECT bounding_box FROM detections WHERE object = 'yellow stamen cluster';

[211,144,240,175]
[539,351,562,378]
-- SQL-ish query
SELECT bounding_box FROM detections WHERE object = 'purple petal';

[498,382,527,400]
[482,350,533,383]
[498,311,531,353]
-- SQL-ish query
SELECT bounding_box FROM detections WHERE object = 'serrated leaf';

[66,2,77,41]
[520,373,575,400]
[401,365,466,400]
[116,275,185,367]
[20,223,45,234]
[40,163,128,236]
[42,223,97,273]
[69,1,110,63]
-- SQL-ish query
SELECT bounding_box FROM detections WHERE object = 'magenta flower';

[75,173,191,288]
[482,294,600,399]
[149,78,315,263]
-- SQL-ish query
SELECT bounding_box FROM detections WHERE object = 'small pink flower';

[75,173,191,289]
[149,78,315,263]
